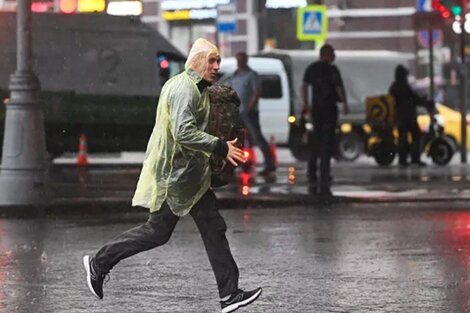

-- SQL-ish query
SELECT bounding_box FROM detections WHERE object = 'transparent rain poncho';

[132,38,221,216]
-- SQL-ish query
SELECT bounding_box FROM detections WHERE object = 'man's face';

[203,54,221,82]
[236,54,248,68]
[325,50,335,63]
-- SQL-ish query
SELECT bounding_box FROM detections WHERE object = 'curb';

[2,194,470,218]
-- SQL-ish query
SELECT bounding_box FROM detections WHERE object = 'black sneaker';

[83,255,107,299]
[220,287,262,313]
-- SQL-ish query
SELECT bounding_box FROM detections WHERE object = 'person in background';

[301,44,349,196]
[82,38,262,313]
[228,51,276,176]
[389,64,427,167]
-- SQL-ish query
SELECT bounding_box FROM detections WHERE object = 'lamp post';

[460,0,468,163]
[0,0,48,206]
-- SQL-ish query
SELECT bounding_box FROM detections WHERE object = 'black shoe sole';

[83,255,102,300]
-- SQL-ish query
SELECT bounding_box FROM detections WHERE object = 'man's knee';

[142,221,173,245]
[198,214,228,238]
[146,212,178,244]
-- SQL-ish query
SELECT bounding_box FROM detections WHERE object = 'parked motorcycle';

[368,114,455,166]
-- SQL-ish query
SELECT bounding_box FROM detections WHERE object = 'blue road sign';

[418,29,443,48]
[416,0,443,47]
[217,23,236,32]
[216,3,236,33]
[418,0,427,11]
[303,11,323,34]
[297,5,327,41]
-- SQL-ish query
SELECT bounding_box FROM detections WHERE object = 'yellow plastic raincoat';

[132,38,221,216]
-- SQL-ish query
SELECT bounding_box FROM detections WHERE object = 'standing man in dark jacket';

[301,44,349,196]
[389,65,427,167]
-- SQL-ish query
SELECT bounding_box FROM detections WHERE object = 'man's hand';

[226,138,246,166]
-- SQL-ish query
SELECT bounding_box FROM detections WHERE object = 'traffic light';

[432,0,462,18]
[158,55,170,87]
[451,4,463,15]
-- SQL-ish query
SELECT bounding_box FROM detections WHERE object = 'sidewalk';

[2,148,470,216]
[47,149,470,210]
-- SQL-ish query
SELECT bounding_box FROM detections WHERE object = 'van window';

[260,74,282,99]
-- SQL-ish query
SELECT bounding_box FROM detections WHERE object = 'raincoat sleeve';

[169,86,219,154]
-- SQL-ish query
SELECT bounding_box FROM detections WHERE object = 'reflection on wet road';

[1,203,470,312]
[47,156,470,204]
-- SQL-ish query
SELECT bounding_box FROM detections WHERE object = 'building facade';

[140,0,470,105]
[141,0,423,55]
[142,0,259,56]
[321,0,417,53]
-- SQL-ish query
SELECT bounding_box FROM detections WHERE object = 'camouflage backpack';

[206,84,245,187]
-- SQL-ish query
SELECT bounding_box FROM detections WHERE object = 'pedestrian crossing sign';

[297,5,328,41]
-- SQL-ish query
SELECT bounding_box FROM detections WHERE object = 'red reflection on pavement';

[243,211,251,222]
[239,172,252,196]
[436,212,470,261]
[435,211,470,310]
[242,210,252,232]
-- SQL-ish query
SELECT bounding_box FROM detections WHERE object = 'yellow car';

[417,103,470,149]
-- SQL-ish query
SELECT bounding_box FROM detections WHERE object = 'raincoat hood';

[394,64,409,82]
[184,38,220,83]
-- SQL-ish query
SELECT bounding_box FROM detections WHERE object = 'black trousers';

[94,189,239,298]
[308,121,336,189]
[397,120,421,163]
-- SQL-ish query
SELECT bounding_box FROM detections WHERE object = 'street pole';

[214,26,220,49]
[0,0,48,206]
[460,0,468,163]
[428,28,435,101]
[214,4,219,50]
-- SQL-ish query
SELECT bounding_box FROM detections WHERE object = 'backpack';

[206,84,245,187]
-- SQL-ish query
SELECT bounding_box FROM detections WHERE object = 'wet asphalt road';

[2,202,470,312]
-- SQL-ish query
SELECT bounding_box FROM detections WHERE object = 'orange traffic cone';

[77,134,89,166]
[269,135,278,166]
